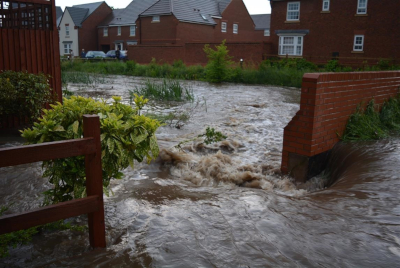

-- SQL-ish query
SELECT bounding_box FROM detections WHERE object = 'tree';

[203,40,233,83]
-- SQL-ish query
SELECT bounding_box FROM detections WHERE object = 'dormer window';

[152,16,160,22]
[322,0,330,11]
[357,0,367,14]
[287,2,300,21]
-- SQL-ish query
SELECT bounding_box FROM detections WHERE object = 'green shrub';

[0,71,55,123]
[21,95,160,204]
[203,40,234,83]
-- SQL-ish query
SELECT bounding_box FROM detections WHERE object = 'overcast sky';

[55,0,271,15]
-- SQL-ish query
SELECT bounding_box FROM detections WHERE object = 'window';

[353,35,364,51]
[63,43,71,54]
[221,22,227,32]
[130,26,136,36]
[65,25,69,36]
[322,0,330,11]
[357,0,367,14]
[117,26,121,36]
[279,36,303,56]
[264,29,270,36]
[287,2,300,21]
[103,27,108,37]
[152,16,160,22]
[233,24,238,34]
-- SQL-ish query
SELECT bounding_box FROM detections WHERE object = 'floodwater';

[1,76,400,267]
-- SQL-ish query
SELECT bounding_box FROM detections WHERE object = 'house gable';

[58,9,79,56]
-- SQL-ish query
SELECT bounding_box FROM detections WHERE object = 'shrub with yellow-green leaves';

[21,95,160,204]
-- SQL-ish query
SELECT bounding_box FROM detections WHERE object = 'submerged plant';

[175,127,227,150]
[130,79,194,102]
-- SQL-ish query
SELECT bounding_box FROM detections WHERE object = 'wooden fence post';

[83,115,106,248]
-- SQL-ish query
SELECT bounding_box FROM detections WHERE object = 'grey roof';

[251,14,270,30]
[99,0,159,26]
[65,2,104,27]
[141,0,230,25]
[56,6,63,26]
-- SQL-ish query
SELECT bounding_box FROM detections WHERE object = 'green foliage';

[21,95,160,204]
[203,40,234,83]
[342,96,400,141]
[130,79,194,102]
[0,71,55,123]
[176,127,227,149]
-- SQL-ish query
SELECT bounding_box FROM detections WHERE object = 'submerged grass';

[342,96,400,141]
[130,79,194,102]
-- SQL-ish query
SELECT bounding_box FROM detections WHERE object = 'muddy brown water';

[1,76,400,267]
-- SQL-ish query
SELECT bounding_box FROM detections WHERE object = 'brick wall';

[270,0,400,63]
[79,3,112,52]
[281,71,400,181]
[139,15,179,45]
[127,42,266,65]
[98,25,139,51]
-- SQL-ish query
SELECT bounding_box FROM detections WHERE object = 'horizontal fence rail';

[0,115,106,248]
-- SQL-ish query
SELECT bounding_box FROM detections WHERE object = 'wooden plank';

[8,28,15,70]
[83,115,106,248]
[41,30,47,73]
[0,196,100,234]
[0,138,96,168]
[0,29,3,71]
[30,29,38,73]
[14,29,21,71]
[25,29,32,72]
[19,30,27,71]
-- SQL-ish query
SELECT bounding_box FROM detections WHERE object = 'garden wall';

[282,71,400,182]
[128,42,270,65]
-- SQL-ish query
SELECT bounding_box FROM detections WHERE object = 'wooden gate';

[0,0,62,130]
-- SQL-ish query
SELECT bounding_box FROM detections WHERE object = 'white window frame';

[353,35,364,51]
[65,25,69,36]
[130,26,136,36]
[322,0,330,11]
[357,0,367,14]
[264,29,270,36]
[221,22,227,32]
[117,26,121,36]
[152,16,160,22]
[287,2,300,21]
[103,27,108,37]
[63,43,71,54]
[278,35,304,56]
[233,23,238,34]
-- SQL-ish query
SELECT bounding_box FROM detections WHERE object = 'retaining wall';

[282,71,400,182]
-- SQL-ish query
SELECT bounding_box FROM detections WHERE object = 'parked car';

[106,50,128,60]
[85,51,106,58]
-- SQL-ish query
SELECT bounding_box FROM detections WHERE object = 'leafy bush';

[203,40,234,83]
[0,71,55,123]
[21,95,160,204]
[130,79,194,102]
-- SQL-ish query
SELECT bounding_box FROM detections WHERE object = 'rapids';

[1,76,399,267]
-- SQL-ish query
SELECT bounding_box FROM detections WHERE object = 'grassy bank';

[61,58,400,88]
[342,96,400,141]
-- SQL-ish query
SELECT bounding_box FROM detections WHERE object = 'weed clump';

[130,79,194,102]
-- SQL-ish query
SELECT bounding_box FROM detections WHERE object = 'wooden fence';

[0,115,106,248]
[0,0,62,131]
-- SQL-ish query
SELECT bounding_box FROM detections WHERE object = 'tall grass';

[342,96,400,141]
[61,71,108,85]
[130,79,194,102]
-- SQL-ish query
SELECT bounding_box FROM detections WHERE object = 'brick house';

[58,2,112,56]
[97,0,158,52]
[251,14,271,42]
[269,0,400,64]
[137,0,258,45]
